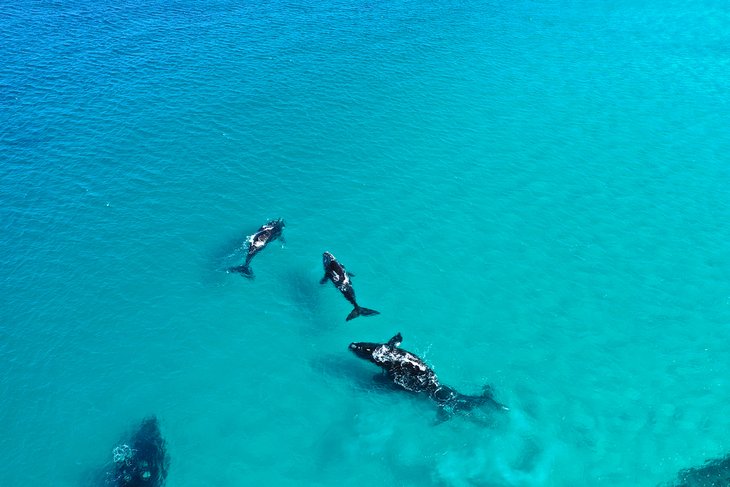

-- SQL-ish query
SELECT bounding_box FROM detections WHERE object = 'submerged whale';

[320,251,379,321]
[665,452,730,487]
[108,417,169,487]
[229,218,285,279]
[349,333,508,420]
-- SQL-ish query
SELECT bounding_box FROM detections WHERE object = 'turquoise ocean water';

[2,1,730,485]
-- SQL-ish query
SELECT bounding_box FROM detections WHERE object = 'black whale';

[108,417,169,487]
[349,333,508,419]
[229,218,285,279]
[665,452,730,487]
[320,251,379,321]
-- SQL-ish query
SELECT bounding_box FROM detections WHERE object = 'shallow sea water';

[2,1,730,485]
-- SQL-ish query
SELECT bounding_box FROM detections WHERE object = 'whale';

[109,417,169,487]
[666,452,730,486]
[320,251,379,321]
[229,218,285,279]
[349,333,508,420]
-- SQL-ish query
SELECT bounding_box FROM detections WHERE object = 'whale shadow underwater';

[203,231,253,287]
[83,417,169,487]
[310,354,402,394]
[348,333,509,425]
[284,266,332,332]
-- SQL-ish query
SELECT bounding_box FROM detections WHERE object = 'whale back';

[373,344,439,393]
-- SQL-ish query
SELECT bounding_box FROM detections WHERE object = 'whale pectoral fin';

[280,235,286,246]
[387,333,403,347]
[319,275,328,285]
[480,384,509,411]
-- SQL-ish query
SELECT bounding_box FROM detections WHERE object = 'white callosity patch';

[393,371,437,392]
[373,345,440,392]
[333,271,350,290]
[333,267,349,290]
[112,444,134,465]
[372,345,426,370]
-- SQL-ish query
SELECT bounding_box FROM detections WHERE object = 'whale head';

[348,341,378,362]
[322,251,336,266]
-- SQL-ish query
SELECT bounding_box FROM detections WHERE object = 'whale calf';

[229,218,285,279]
[320,251,379,321]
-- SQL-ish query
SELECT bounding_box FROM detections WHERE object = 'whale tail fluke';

[484,396,509,411]
[481,385,509,411]
[229,264,254,279]
[346,306,380,321]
